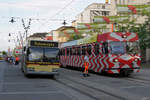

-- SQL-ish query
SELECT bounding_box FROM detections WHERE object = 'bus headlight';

[28,67,34,71]
[52,68,58,72]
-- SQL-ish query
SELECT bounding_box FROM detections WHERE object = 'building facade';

[75,3,115,24]
[112,0,150,5]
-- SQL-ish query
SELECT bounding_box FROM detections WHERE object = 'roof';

[29,32,48,38]
[56,26,75,31]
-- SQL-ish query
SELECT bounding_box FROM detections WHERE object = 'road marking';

[121,85,150,89]
[0,91,63,95]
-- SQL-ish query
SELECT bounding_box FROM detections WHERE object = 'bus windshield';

[27,47,59,62]
[110,42,140,54]
[28,47,43,62]
[44,48,59,62]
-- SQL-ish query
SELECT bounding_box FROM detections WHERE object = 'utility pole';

[22,18,32,41]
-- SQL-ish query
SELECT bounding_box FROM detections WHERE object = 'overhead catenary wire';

[50,0,75,19]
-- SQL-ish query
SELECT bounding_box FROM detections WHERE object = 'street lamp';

[62,20,67,26]
[9,17,16,23]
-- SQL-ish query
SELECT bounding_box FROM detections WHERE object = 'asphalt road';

[0,61,94,100]
[0,60,150,100]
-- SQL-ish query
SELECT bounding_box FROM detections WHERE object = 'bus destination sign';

[30,41,58,47]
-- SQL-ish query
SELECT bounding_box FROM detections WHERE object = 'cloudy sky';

[0,0,105,51]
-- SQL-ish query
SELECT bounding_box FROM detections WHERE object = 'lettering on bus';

[30,41,58,47]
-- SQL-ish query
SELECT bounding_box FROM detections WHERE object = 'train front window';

[126,42,139,54]
[110,42,126,54]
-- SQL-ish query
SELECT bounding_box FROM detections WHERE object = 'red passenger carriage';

[59,32,141,76]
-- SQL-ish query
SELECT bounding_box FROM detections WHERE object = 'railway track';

[54,74,135,100]
[125,76,150,84]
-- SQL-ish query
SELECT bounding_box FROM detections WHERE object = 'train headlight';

[113,59,118,62]
[28,67,34,71]
[134,58,138,62]
[122,35,127,38]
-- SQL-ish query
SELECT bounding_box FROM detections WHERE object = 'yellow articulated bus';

[0,52,3,61]
[21,40,60,77]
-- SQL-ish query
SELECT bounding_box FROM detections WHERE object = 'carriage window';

[110,42,125,54]
[94,43,99,55]
[82,46,86,55]
[72,48,76,55]
[62,49,65,56]
[102,43,108,54]
[67,48,70,56]
[77,47,81,55]
[64,49,66,56]
[70,48,72,55]
[87,45,91,55]
[59,49,62,56]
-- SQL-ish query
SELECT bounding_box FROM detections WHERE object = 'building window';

[102,5,105,9]
[102,11,109,16]
[119,0,121,4]
[115,0,117,4]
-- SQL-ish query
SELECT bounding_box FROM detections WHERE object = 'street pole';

[21,18,32,41]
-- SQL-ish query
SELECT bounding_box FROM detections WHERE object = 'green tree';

[117,14,150,50]
[2,51,7,55]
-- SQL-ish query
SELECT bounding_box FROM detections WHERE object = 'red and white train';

[59,32,141,76]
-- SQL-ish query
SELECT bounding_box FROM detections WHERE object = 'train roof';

[61,34,97,48]
[97,32,139,42]
[61,32,139,48]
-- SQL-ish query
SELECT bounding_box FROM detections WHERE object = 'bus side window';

[23,46,26,52]
[102,43,108,54]
[94,43,99,55]
[87,45,91,55]
[77,47,81,55]
[82,46,86,55]
[26,48,31,61]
